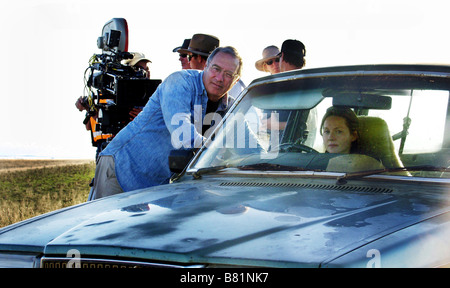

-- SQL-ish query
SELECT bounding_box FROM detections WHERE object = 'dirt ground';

[0,159,94,173]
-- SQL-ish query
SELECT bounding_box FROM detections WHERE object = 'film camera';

[81,18,161,142]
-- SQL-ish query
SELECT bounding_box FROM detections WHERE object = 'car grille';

[40,257,204,268]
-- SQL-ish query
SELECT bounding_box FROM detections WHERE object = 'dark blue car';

[1,64,449,268]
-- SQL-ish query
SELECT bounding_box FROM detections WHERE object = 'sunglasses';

[265,58,280,66]
[179,54,188,58]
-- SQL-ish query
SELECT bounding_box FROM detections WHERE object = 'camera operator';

[90,47,242,200]
[121,52,152,121]
[76,52,153,160]
[122,52,151,79]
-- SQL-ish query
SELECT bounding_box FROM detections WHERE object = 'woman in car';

[320,106,359,154]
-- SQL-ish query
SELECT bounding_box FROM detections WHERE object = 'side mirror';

[169,149,196,174]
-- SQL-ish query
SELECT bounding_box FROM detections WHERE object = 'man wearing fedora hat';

[178,33,245,99]
[90,46,243,200]
[173,38,191,70]
[278,39,306,72]
[178,33,220,70]
[255,45,281,75]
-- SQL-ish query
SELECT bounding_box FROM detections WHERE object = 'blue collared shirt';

[100,70,233,192]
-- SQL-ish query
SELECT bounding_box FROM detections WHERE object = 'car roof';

[248,63,450,87]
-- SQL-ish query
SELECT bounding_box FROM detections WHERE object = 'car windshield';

[191,68,450,179]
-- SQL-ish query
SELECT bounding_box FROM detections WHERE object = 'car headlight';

[0,253,39,268]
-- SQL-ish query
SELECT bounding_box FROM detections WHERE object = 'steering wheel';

[276,143,319,154]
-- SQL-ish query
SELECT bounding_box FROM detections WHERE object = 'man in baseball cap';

[278,39,306,72]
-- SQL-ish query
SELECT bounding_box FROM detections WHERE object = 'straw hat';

[255,46,280,71]
[177,34,220,57]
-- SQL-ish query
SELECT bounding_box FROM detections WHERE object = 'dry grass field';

[0,159,93,173]
[0,159,95,228]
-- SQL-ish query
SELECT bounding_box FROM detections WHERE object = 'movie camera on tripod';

[80,18,161,141]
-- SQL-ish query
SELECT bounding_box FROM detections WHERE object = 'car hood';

[1,176,450,267]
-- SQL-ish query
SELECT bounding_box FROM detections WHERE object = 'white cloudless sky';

[0,0,449,159]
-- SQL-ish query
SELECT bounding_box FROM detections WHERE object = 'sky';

[0,0,449,159]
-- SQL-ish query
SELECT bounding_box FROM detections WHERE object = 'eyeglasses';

[179,54,188,58]
[208,64,237,80]
[265,58,280,66]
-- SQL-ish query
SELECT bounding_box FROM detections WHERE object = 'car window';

[192,74,450,179]
[369,90,448,154]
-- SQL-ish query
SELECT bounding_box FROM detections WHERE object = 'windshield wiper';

[192,164,450,182]
[191,165,230,179]
[336,165,450,185]
[191,163,321,179]
[237,163,319,172]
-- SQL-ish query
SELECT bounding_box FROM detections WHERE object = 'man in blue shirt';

[90,46,243,200]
